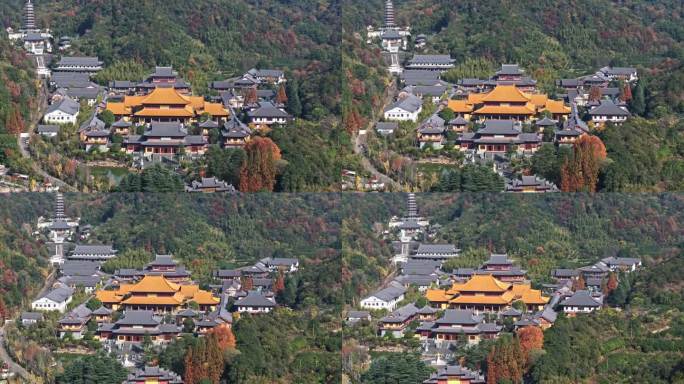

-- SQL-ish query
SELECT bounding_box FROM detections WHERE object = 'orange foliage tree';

[606,271,619,293]
[208,324,236,351]
[276,84,288,105]
[238,137,281,192]
[274,271,285,293]
[183,333,225,384]
[560,135,607,192]
[486,336,525,384]
[516,326,544,366]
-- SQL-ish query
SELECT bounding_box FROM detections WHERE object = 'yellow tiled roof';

[134,107,195,117]
[191,290,221,305]
[481,85,531,103]
[467,93,486,105]
[529,94,548,107]
[511,285,550,305]
[122,292,185,305]
[473,104,536,115]
[449,290,515,305]
[130,275,180,293]
[542,100,571,114]
[450,275,511,293]
[425,289,450,302]
[106,102,129,116]
[447,100,474,113]
[141,87,191,105]
[203,102,229,117]
[96,290,123,304]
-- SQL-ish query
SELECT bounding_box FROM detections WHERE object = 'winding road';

[352,79,402,191]
[17,56,78,192]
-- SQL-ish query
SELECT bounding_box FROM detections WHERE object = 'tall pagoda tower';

[22,0,37,31]
[406,193,417,218]
[384,0,395,29]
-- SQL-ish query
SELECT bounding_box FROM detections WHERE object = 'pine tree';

[285,77,302,117]
[629,82,646,116]
[0,296,6,324]
[205,333,224,383]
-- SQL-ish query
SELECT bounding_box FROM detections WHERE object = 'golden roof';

[96,290,123,304]
[529,94,548,107]
[191,290,221,305]
[449,291,515,305]
[481,85,531,103]
[106,102,130,116]
[511,285,549,304]
[129,275,180,293]
[450,275,511,293]
[447,100,474,113]
[473,104,536,115]
[141,87,191,105]
[425,289,451,302]
[134,107,195,117]
[542,100,571,115]
[203,102,230,117]
[122,292,185,306]
[467,93,486,105]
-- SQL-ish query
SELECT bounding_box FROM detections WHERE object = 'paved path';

[352,80,402,191]
[17,62,78,192]
[0,268,56,382]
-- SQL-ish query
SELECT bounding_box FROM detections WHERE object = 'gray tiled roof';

[56,56,103,67]
[46,97,80,116]
[115,310,159,326]
[368,285,406,302]
[386,94,423,113]
[37,124,60,133]
[588,100,630,116]
[247,102,290,118]
[560,290,602,307]
[235,290,276,307]
[42,286,74,303]
[408,55,455,65]
[435,309,482,326]
[415,243,458,255]
[72,244,116,256]
[145,122,187,137]
[496,64,524,76]
[477,120,520,135]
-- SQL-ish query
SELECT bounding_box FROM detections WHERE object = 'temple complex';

[95,275,219,313]
[425,274,548,313]
[106,86,229,125]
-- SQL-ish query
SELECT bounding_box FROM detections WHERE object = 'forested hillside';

[343,193,683,299]
[0,193,342,383]
[0,39,39,175]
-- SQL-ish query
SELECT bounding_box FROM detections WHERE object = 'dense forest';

[341,193,683,383]
[342,0,684,192]
[342,193,683,300]
[0,193,343,383]
[0,0,350,191]
[0,39,39,175]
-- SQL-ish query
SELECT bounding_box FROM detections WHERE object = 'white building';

[31,286,74,313]
[558,290,602,315]
[383,94,422,122]
[247,102,291,126]
[234,291,276,314]
[360,284,406,311]
[43,96,80,125]
[588,100,629,125]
